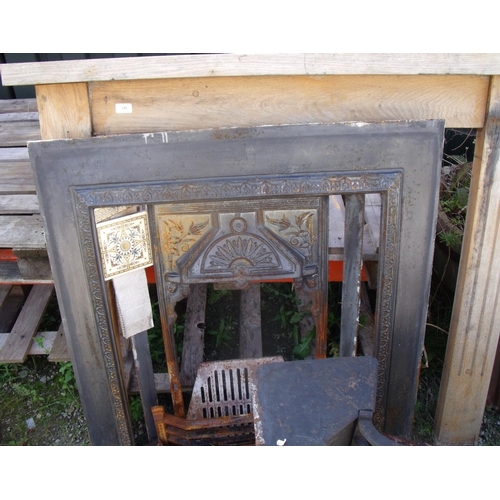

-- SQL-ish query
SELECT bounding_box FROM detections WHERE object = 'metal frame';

[29,121,443,444]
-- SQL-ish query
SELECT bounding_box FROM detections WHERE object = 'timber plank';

[364,193,381,253]
[0,120,41,146]
[328,195,378,261]
[0,284,54,363]
[0,195,39,214]
[0,112,39,122]
[47,323,70,362]
[0,162,36,194]
[0,148,30,161]
[0,215,46,249]
[0,261,53,284]
[239,283,262,358]
[434,76,500,445]
[329,195,345,257]
[25,331,57,355]
[2,54,500,86]
[0,331,68,358]
[129,372,171,394]
[0,99,38,113]
[180,284,207,386]
[89,75,488,135]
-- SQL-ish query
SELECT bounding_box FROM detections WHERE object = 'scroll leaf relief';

[265,210,317,261]
[159,216,211,272]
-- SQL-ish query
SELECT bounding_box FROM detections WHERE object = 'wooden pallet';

[0,284,70,363]
[0,99,52,283]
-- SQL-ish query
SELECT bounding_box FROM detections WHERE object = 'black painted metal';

[253,356,378,445]
[131,331,158,443]
[356,410,401,446]
[341,193,365,357]
[29,121,443,443]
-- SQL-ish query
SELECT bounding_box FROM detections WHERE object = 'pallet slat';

[0,284,54,363]
[0,215,46,249]
[0,148,30,161]
[0,162,36,194]
[0,121,41,146]
[0,99,38,114]
[0,195,39,214]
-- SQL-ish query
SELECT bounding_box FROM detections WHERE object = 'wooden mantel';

[2,53,500,445]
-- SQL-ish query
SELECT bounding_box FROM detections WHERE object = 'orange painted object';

[145,265,156,283]
[0,249,17,262]
[145,260,368,284]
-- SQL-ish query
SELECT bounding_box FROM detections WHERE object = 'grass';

[0,357,88,445]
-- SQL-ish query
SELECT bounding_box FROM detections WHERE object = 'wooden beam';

[89,75,488,135]
[35,83,91,140]
[434,75,500,445]
[2,54,500,86]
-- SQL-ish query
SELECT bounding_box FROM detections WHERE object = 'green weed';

[129,395,144,422]
[58,362,76,394]
[208,317,235,348]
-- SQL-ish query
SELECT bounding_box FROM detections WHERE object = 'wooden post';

[434,76,500,445]
[35,83,92,140]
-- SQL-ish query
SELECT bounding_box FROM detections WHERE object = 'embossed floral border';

[72,169,402,441]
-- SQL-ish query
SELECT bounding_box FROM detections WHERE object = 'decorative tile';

[96,211,153,280]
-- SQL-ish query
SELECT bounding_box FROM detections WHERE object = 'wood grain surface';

[2,54,500,86]
[89,75,488,134]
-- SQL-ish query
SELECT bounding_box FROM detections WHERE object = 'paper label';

[115,103,133,114]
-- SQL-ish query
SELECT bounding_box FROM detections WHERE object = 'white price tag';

[115,103,133,114]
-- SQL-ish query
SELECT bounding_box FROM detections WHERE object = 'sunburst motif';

[209,236,275,268]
